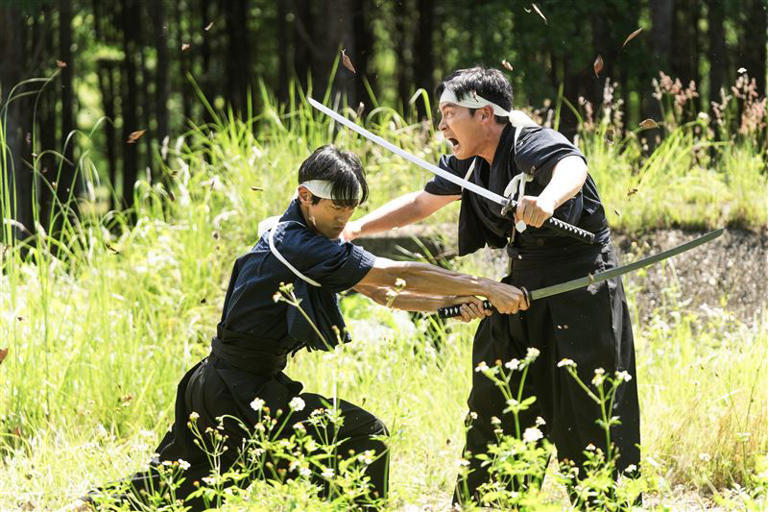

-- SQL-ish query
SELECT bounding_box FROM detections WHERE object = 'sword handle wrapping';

[437,300,492,319]
[436,287,531,318]
[502,198,596,244]
[544,217,596,244]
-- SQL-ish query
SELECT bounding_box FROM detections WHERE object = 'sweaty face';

[298,187,357,239]
[438,103,486,159]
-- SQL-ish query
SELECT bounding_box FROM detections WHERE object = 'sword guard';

[500,197,517,217]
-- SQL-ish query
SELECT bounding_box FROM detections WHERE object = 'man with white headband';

[342,67,641,506]
[81,144,529,511]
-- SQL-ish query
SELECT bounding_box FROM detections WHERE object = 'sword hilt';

[436,288,530,318]
[501,198,596,244]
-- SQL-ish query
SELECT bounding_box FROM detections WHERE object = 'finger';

[467,302,482,318]
[460,304,471,323]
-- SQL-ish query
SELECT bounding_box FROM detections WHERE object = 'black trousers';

[98,355,389,511]
[455,243,641,504]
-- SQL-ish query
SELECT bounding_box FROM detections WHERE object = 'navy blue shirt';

[219,199,376,343]
[425,124,610,255]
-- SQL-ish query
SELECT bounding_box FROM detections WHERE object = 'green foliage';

[1,75,768,510]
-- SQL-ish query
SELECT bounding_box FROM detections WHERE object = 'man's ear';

[297,185,312,205]
[480,105,494,123]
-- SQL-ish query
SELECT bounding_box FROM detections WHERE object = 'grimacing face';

[438,102,492,160]
[297,185,357,239]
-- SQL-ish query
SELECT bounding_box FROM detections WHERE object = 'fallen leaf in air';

[737,67,746,74]
[0,347,7,365]
[531,3,548,24]
[127,130,147,143]
[56,60,67,68]
[181,42,191,52]
[622,27,643,48]
[250,185,263,191]
[502,59,514,72]
[204,21,214,31]
[341,49,356,74]
[639,118,658,129]
[356,101,365,118]
[627,187,639,197]
[593,55,604,77]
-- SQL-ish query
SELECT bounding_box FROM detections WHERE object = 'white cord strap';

[268,222,321,287]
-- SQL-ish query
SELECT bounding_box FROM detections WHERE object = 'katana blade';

[308,97,508,206]
[437,228,724,318]
[307,97,596,244]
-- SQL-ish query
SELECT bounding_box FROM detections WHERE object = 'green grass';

[1,80,767,510]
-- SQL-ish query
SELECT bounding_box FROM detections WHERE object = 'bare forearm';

[538,155,588,209]
[364,260,491,297]
[355,284,455,312]
[355,192,427,235]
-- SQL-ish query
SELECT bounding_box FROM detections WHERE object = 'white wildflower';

[525,347,540,362]
[321,468,335,479]
[177,459,190,471]
[491,416,502,426]
[474,361,489,373]
[624,464,637,474]
[289,396,306,412]
[504,359,520,371]
[535,416,546,427]
[523,427,543,443]
[616,370,632,382]
[250,397,265,411]
[557,358,576,368]
[592,368,606,387]
[299,466,312,478]
[394,278,407,288]
[189,411,200,421]
[272,291,282,303]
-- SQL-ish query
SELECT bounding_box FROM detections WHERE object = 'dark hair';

[297,145,369,207]
[435,67,513,125]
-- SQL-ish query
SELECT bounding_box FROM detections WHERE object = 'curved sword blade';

[436,228,724,318]
[307,97,508,207]
[530,228,724,300]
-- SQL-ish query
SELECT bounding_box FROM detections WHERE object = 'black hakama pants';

[455,242,641,503]
[98,354,389,511]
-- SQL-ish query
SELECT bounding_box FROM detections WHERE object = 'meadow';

[1,78,767,510]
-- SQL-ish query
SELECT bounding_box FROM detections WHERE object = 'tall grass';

[1,75,767,510]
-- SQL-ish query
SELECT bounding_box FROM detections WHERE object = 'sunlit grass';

[1,77,767,509]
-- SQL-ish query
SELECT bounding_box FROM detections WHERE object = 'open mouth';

[448,137,459,148]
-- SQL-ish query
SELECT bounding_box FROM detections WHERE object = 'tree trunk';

[121,0,139,213]
[223,0,251,115]
[353,0,373,109]
[650,0,674,74]
[57,0,77,224]
[707,0,726,107]
[153,0,170,168]
[292,0,313,90]
[393,0,411,111]
[742,0,767,96]
[0,5,35,241]
[413,0,434,118]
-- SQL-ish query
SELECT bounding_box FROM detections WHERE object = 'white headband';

[439,87,539,128]
[299,180,360,202]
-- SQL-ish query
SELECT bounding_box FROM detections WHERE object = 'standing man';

[342,67,641,504]
[80,145,528,511]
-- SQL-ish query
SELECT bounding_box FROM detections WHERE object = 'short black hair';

[435,67,513,125]
[297,145,369,207]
